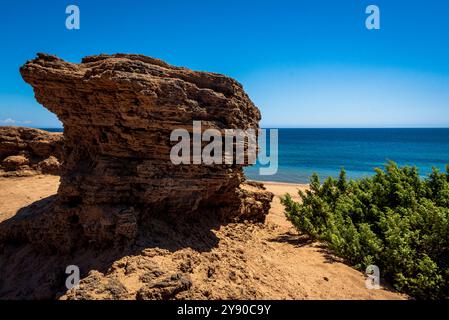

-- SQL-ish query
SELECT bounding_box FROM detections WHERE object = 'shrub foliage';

[281,162,449,299]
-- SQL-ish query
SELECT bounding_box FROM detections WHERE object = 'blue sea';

[39,128,64,133]
[40,128,449,184]
[245,128,449,184]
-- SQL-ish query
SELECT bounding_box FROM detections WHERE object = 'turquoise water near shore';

[40,128,449,184]
[245,128,449,184]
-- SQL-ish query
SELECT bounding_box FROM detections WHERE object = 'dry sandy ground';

[0,176,406,300]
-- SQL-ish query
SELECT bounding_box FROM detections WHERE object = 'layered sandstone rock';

[0,126,62,176]
[0,53,273,252]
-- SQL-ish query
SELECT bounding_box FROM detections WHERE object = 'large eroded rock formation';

[0,126,62,176]
[0,53,272,252]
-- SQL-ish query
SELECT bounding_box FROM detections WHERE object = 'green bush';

[281,162,449,299]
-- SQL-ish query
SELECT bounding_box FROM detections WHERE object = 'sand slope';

[0,176,406,300]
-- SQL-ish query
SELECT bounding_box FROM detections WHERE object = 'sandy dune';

[0,176,406,300]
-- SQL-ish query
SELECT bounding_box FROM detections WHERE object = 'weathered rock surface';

[0,53,273,252]
[0,126,62,176]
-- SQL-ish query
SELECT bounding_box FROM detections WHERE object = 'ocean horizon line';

[32,127,449,130]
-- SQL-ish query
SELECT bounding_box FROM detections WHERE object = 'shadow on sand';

[0,195,224,299]
[267,232,313,248]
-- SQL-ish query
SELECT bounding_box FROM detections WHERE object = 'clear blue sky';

[0,0,448,128]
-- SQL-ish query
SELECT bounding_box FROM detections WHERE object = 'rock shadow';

[0,195,224,299]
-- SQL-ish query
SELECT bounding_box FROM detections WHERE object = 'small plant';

[281,162,449,299]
